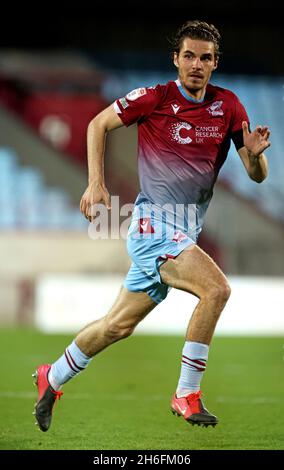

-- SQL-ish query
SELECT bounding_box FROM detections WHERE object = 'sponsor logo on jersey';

[169,122,192,144]
[126,88,147,101]
[171,104,180,114]
[206,100,224,116]
[119,97,129,109]
[195,126,224,139]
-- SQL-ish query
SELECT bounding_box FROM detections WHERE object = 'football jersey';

[114,79,249,235]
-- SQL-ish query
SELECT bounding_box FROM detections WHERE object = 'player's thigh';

[159,244,230,298]
[105,286,157,329]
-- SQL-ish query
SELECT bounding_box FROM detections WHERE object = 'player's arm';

[237,121,270,183]
[80,104,124,221]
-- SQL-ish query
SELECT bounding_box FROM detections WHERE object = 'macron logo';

[141,220,148,232]
[171,104,180,114]
[139,218,155,234]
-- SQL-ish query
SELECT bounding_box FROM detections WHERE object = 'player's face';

[174,38,218,94]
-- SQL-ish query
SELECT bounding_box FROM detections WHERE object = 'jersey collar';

[175,79,205,103]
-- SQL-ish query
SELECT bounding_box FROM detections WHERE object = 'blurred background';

[0,1,283,334]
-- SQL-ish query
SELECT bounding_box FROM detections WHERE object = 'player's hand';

[80,180,111,222]
[242,121,271,158]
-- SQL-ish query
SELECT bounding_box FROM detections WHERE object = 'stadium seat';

[0,147,87,230]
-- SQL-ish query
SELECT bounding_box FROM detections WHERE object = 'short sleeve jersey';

[114,79,249,233]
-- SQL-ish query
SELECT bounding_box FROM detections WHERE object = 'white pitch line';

[1,391,280,404]
[0,391,166,401]
[217,396,282,404]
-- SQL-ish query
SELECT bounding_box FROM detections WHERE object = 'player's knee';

[106,320,134,341]
[207,281,231,305]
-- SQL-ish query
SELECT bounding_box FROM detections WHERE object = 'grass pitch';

[0,329,283,450]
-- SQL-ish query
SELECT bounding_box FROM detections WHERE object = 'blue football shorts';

[123,203,195,303]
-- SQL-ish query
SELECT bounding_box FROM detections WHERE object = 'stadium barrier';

[34,274,284,336]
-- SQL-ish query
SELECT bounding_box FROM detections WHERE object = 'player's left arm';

[237,121,270,183]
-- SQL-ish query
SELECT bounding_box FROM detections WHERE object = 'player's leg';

[75,286,156,356]
[159,244,231,426]
[48,286,156,387]
[33,287,156,431]
[160,244,231,344]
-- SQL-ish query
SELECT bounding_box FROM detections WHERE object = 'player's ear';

[173,52,179,68]
[213,56,219,70]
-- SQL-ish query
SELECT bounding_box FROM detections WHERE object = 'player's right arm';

[80,104,124,222]
[80,85,162,221]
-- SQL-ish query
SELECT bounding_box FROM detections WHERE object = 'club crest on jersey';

[206,100,224,116]
[126,88,147,101]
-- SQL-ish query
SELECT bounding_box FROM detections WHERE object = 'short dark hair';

[171,20,221,57]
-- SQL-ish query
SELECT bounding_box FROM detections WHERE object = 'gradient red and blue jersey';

[114,79,249,235]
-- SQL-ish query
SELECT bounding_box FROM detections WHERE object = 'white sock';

[176,341,209,397]
[48,340,92,390]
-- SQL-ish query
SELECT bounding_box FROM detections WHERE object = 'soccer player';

[33,20,270,431]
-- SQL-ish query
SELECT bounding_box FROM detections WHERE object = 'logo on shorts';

[172,230,187,243]
[139,218,155,234]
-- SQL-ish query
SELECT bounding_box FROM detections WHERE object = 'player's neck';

[178,78,206,102]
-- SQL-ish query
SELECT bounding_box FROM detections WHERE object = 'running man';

[33,20,270,431]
